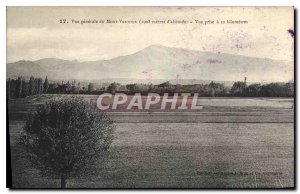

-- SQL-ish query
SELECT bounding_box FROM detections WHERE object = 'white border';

[1,0,299,6]
[1,0,298,193]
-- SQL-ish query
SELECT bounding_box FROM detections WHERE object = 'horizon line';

[6,44,293,64]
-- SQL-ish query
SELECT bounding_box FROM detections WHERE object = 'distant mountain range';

[7,45,293,84]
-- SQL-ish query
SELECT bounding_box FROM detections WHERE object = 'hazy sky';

[7,7,294,63]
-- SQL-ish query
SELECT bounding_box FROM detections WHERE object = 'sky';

[7,7,294,63]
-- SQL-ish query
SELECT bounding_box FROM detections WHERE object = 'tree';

[34,78,39,95]
[37,78,44,96]
[107,82,120,94]
[65,81,72,93]
[261,83,290,97]
[87,83,94,92]
[148,84,155,93]
[29,76,35,95]
[70,80,79,94]
[230,81,246,96]
[43,76,49,93]
[16,77,23,98]
[245,83,261,97]
[48,83,58,94]
[208,81,225,97]
[19,96,115,188]
[21,81,29,98]
[126,83,138,93]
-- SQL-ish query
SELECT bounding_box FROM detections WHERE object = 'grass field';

[8,95,294,188]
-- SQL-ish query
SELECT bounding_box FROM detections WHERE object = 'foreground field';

[8,95,294,188]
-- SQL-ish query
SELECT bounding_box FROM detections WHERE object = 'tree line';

[7,76,48,98]
[7,76,294,99]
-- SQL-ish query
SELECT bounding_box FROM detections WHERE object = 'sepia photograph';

[6,6,294,189]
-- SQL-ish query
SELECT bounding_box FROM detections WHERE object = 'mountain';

[6,45,294,83]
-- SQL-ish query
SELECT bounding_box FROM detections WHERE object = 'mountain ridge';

[7,45,294,83]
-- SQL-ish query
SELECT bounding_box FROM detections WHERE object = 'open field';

[8,95,294,188]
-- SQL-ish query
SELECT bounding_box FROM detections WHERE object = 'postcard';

[7,6,294,189]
